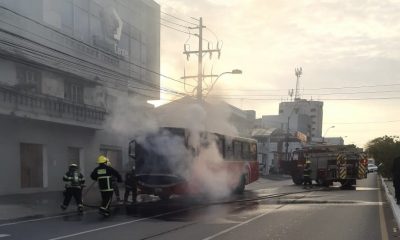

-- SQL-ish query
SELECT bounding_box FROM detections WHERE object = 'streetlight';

[205,69,242,97]
[323,126,335,143]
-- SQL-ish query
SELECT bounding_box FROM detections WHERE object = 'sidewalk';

[381,176,400,228]
[0,185,103,222]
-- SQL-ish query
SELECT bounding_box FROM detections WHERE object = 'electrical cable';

[0,28,188,97]
[0,6,195,87]
[161,11,197,26]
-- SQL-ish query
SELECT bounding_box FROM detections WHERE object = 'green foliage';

[366,135,400,178]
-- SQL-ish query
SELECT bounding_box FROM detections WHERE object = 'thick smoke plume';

[107,96,242,199]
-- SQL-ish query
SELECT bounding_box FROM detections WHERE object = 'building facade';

[279,99,323,138]
[0,0,160,194]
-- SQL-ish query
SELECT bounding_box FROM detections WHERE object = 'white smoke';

[107,96,243,199]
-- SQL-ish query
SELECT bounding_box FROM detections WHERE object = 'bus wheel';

[234,175,246,194]
[292,175,303,185]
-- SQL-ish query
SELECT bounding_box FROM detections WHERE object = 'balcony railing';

[0,85,106,128]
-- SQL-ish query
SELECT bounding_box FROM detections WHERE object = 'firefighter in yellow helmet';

[90,155,122,216]
[106,160,121,202]
[303,159,312,189]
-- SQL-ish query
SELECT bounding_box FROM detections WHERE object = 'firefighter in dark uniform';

[61,164,85,212]
[124,166,137,204]
[303,160,312,189]
[90,155,122,216]
[392,156,400,204]
[106,160,122,202]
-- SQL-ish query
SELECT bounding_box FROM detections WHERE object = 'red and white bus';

[129,127,259,200]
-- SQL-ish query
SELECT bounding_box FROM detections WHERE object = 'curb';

[380,175,400,228]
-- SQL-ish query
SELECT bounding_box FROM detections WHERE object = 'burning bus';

[129,127,259,200]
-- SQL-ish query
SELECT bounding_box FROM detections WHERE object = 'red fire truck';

[287,145,368,188]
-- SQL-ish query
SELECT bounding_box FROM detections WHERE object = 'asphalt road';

[0,173,398,240]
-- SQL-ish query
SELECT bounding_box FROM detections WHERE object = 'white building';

[279,99,323,138]
[0,0,160,195]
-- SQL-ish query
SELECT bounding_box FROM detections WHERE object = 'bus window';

[242,142,250,160]
[233,141,242,160]
[250,143,257,160]
[215,135,225,158]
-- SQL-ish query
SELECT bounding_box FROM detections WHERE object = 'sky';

[153,0,400,148]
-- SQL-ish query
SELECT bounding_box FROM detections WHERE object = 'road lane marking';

[378,177,389,240]
[202,192,310,240]
[201,208,276,240]
[48,207,197,240]
[0,210,96,228]
[0,234,10,238]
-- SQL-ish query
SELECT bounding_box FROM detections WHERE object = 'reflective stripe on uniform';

[98,176,113,191]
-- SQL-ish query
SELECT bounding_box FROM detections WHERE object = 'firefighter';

[90,155,122,216]
[392,156,400,204]
[303,160,312,189]
[124,166,137,204]
[61,164,85,212]
[106,160,122,202]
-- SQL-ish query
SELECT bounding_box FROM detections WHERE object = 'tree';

[365,135,400,178]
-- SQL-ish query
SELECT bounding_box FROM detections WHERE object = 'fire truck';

[287,145,368,188]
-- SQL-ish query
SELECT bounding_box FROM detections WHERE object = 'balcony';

[0,85,106,129]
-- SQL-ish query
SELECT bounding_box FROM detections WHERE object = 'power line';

[0,34,187,98]
[161,17,190,29]
[213,83,400,92]
[210,89,400,97]
[211,96,400,101]
[161,11,197,26]
[0,5,194,87]
[160,23,193,35]
[326,120,400,125]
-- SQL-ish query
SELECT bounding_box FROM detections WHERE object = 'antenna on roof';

[294,67,302,100]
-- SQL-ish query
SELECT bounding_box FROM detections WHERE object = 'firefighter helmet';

[97,155,108,164]
[69,163,78,168]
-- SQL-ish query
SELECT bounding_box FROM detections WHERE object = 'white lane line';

[202,192,311,240]
[0,234,10,238]
[378,176,389,240]
[201,208,275,240]
[0,210,96,228]
[48,207,196,240]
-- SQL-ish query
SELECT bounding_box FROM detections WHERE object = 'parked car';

[368,164,378,173]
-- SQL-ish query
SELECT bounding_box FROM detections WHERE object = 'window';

[216,135,225,158]
[16,65,42,93]
[310,108,316,112]
[20,143,43,188]
[310,115,316,119]
[233,141,242,160]
[279,109,283,114]
[73,6,89,42]
[250,143,257,160]
[60,0,73,34]
[242,142,250,160]
[64,81,84,104]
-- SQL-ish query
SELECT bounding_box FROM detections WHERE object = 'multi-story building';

[0,0,160,194]
[279,99,323,138]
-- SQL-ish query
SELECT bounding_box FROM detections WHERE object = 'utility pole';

[182,17,221,101]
